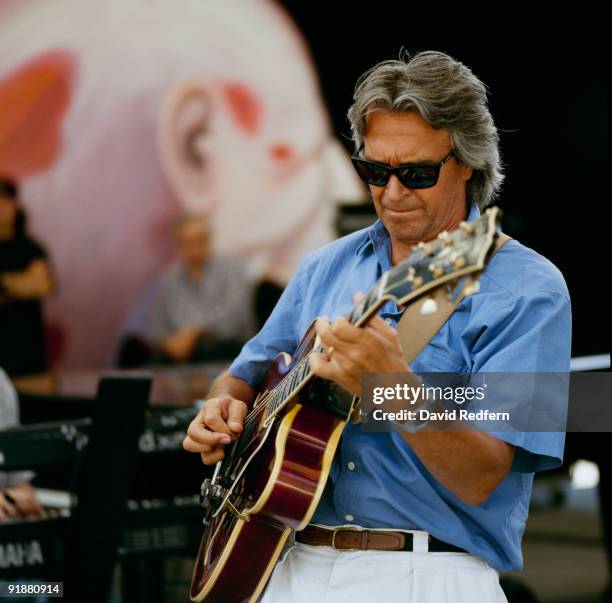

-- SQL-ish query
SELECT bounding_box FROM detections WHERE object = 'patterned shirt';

[150,255,255,343]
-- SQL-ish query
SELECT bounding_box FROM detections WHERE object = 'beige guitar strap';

[350,233,511,424]
[396,233,511,364]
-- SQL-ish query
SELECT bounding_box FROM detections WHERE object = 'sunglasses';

[351,150,456,189]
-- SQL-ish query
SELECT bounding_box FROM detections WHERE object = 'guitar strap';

[350,232,511,424]
[396,233,511,364]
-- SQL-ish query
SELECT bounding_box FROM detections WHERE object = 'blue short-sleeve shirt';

[229,203,571,572]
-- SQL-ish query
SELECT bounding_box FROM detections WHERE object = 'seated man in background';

[0,367,44,520]
[118,214,255,366]
[0,178,55,376]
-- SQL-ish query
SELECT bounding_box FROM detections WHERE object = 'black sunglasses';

[351,150,456,189]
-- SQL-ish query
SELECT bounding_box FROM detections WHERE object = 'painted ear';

[157,79,216,213]
[157,78,264,213]
[0,49,76,180]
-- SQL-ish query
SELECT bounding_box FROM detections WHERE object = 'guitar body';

[190,323,352,602]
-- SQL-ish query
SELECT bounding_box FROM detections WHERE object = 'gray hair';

[347,50,504,208]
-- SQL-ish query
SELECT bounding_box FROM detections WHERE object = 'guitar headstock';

[383,206,500,306]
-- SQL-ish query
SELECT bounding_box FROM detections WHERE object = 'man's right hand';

[183,397,248,464]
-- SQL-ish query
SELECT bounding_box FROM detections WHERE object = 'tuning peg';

[453,256,466,269]
[459,221,475,235]
[437,230,452,245]
[428,263,444,278]
[417,241,433,255]
[412,276,424,288]
[463,281,480,296]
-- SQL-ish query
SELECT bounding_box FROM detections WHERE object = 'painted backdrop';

[0,0,364,368]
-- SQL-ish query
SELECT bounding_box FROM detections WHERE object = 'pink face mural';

[0,0,365,369]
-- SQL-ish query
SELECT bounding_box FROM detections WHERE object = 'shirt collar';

[355,201,481,258]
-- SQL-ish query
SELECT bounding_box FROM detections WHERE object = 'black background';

[280,1,609,357]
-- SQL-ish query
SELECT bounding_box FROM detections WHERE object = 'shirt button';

[345,514,354,522]
[347,462,356,471]
[384,317,393,325]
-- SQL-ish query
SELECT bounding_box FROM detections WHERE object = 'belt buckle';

[331,526,362,551]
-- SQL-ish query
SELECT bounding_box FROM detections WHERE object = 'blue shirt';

[228,203,571,572]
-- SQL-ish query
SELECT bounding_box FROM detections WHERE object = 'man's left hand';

[309,309,408,398]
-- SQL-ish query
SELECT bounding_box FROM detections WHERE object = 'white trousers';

[260,533,508,603]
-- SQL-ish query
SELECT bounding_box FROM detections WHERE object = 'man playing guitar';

[184,50,571,602]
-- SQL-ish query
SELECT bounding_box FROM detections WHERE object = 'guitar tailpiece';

[225,499,250,522]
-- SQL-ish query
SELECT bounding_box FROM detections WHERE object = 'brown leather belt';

[295,525,469,553]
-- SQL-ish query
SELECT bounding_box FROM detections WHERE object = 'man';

[0,178,55,376]
[121,214,255,366]
[183,51,571,602]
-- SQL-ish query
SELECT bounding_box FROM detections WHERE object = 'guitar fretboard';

[262,281,389,422]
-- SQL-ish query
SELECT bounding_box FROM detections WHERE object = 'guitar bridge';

[199,477,229,525]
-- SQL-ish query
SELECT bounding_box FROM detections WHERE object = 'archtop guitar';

[190,207,501,602]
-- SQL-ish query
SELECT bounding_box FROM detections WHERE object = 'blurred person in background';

[117,214,255,367]
[0,367,44,520]
[0,178,55,376]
